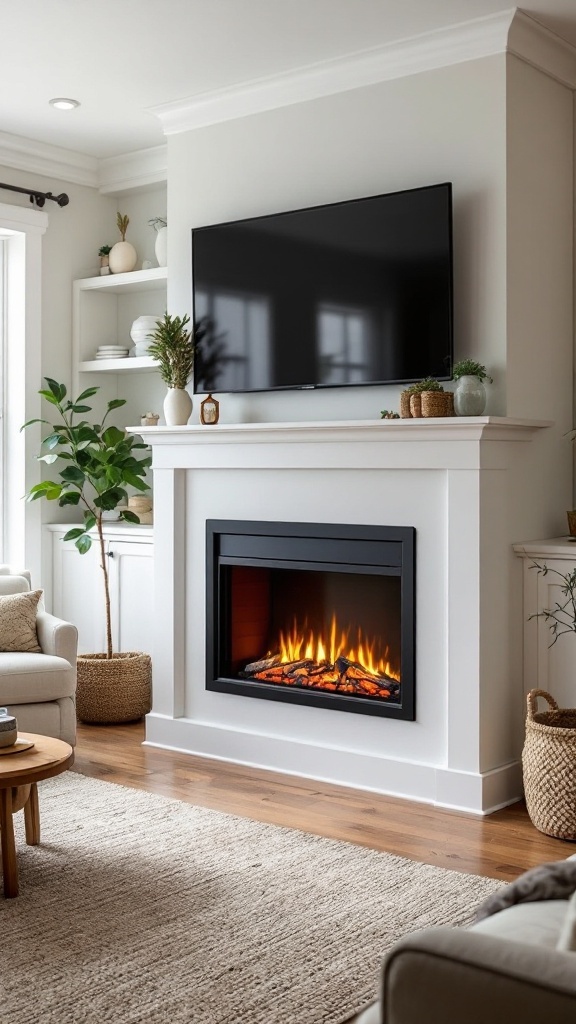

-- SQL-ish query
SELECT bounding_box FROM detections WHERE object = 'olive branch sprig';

[529,560,576,646]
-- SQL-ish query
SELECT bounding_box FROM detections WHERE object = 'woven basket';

[76,651,152,724]
[400,392,412,418]
[522,689,576,839]
[409,394,422,417]
[421,391,454,417]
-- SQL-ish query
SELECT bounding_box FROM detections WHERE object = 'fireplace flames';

[242,614,400,700]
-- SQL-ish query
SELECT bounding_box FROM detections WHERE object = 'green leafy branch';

[529,560,576,646]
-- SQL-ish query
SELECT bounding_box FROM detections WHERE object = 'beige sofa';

[346,856,576,1024]
[0,567,77,745]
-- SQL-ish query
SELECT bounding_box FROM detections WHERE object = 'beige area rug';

[1,772,503,1024]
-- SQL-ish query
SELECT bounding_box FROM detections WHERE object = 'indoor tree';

[22,378,151,658]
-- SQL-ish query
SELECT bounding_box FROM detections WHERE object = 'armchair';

[0,567,77,745]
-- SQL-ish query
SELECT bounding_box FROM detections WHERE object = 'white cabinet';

[514,538,576,711]
[48,524,154,657]
[72,266,167,429]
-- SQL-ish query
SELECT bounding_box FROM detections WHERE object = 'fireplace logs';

[241,653,400,700]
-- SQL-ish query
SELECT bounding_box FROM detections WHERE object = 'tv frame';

[191,182,454,395]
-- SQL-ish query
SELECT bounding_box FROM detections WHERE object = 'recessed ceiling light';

[49,97,80,110]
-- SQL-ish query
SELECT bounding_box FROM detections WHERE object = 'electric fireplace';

[206,520,415,719]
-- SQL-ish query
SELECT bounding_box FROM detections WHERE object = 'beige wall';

[168,55,507,423]
[505,55,573,538]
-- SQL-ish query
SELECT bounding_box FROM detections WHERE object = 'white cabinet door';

[51,530,105,654]
[107,539,154,655]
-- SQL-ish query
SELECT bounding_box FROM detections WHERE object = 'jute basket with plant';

[401,377,447,418]
[22,378,153,723]
[520,560,576,838]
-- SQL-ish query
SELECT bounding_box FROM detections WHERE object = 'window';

[0,204,47,577]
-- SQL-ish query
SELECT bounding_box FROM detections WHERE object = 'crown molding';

[1,9,574,190]
[98,145,168,196]
[0,131,98,188]
[508,9,576,88]
[150,10,517,135]
[150,8,576,136]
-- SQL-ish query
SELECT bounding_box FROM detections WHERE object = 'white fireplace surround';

[132,416,552,814]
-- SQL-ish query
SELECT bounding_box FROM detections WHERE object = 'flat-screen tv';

[192,182,453,395]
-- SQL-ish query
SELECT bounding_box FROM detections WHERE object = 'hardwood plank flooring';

[72,721,574,882]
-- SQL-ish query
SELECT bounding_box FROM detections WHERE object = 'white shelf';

[75,266,167,295]
[79,356,159,373]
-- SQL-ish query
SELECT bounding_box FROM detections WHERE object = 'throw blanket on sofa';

[475,860,576,922]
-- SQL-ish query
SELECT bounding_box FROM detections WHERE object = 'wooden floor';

[72,720,574,883]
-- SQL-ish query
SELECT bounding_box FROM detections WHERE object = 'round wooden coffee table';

[0,733,74,898]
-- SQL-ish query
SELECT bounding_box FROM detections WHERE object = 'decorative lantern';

[200,394,220,425]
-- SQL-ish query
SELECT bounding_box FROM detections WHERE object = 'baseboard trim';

[144,714,522,814]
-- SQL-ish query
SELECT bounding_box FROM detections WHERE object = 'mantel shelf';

[128,416,552,446]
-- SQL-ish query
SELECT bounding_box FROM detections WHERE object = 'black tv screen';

[192,182,453,394]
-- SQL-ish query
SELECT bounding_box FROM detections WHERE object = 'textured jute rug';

[2,772,503,1024]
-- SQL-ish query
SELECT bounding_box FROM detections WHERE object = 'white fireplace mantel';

[130,415,554,815]
[134,416,550,446]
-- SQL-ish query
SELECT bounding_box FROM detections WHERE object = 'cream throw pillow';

[0,590,42,653]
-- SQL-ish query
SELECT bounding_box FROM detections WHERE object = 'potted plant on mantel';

[22,378,153,723]
[147,312,206,425]
[400,377,452,418]
[451,359,493,416]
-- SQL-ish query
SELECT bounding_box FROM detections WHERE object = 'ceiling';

[2,1,576,160]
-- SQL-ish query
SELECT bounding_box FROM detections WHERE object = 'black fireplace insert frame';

[206,520,415,720]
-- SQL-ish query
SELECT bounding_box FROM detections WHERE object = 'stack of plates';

[94,345,129,360]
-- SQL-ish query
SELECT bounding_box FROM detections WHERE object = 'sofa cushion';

[557,891,576,952]
[0,590,42,652]
[0,653,76,701]
[472,900,568,948]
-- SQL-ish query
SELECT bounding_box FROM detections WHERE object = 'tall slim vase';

[163,388,192,426]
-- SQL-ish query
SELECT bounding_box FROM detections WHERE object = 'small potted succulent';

[98,244,112,276]
[451,359,493,416]
[401,377,445,418]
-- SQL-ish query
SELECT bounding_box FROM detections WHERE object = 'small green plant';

[529,560,576,646]
[380,410,400,419]
[405,377,444,394]
[98,244,112,257]
[147,313,196,390]
[21,379,151,658]
[452,359,493,383]
[148,217,167,231]
[116,212,129,241]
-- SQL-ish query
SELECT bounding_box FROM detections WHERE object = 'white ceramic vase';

[109,241,137,274]
[130,315,158,355]
[155,226,167,267]
[453,375,486,416]
[163,388,192,426]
